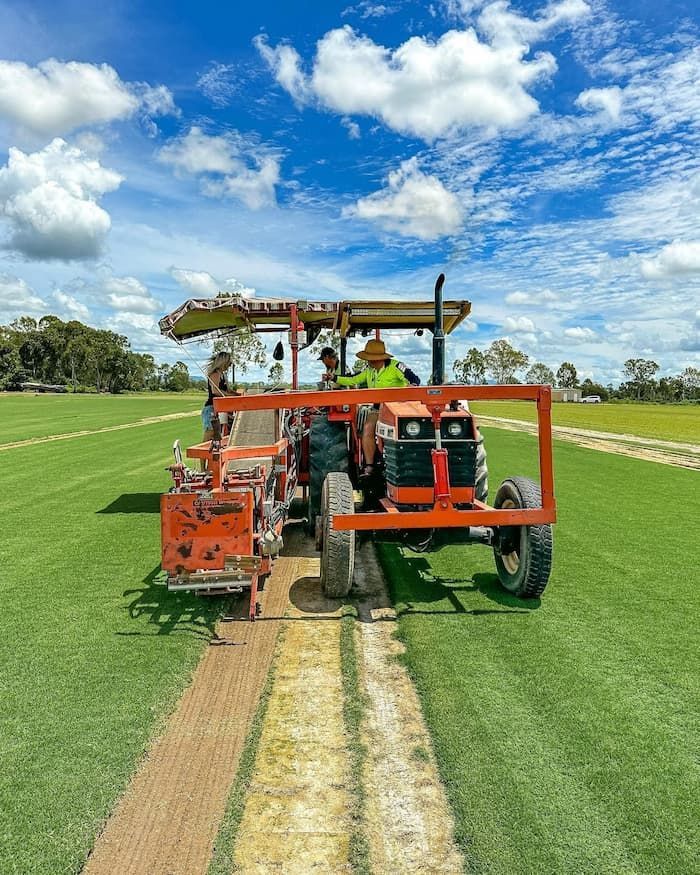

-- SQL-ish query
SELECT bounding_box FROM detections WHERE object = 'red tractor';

[159,279,555,618]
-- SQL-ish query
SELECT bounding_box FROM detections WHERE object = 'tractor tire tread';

[321,472,355,598]
[494,476,552,598]
[475,429,488,503]
[308,415,348,534]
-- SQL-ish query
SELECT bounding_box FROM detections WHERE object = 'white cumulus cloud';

[201,159,280,210]
[0,58,176,137]
[170,267,256,299]
[576,85,623,122]
[564,326,596,341]
[0,138,123,260]
[0,273,47,317]
[158,127,281,210]
[158,126,236,175]
[103,275,160,314]
[255,19,567,141]
[341,117,361,139]
[53,290,90,321]
[477,0,590,47]
[640,240,700,279]
[254,39,312,107]
[345,158,463,239]
[504,315,536,332]
[505,288,559,305]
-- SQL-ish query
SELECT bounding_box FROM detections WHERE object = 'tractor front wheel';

[493,477,552,598]
[320,472,355,598]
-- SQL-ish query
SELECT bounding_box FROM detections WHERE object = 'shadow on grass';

[117,564,221,639]
[98,492,161,513]
[378,545,540,616]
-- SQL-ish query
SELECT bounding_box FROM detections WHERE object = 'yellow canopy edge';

[160,296,472,340]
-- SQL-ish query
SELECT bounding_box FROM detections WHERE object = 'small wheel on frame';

[493,477,552,599]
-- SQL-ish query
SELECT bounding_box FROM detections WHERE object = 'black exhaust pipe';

[432,272,445,385]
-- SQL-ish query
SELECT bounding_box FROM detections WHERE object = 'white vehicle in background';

[581,395,602,403]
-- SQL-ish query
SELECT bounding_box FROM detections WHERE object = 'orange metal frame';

[185,438,289,490]
[214,384,556,531]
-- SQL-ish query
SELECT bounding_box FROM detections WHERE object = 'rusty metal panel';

[161,492,254,574]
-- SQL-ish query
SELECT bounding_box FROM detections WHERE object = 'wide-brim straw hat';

[356,338,392,361]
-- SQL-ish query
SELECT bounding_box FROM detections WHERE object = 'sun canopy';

[159,296,471,341]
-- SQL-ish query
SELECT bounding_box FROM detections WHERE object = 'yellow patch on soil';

[233,557,353,874]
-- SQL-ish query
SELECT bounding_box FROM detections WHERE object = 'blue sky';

[0,0,698,385]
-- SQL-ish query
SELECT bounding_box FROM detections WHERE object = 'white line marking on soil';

[477,415,700,469]
[0,411,197,451]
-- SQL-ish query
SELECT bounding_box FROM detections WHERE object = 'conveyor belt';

[226,407,278,474]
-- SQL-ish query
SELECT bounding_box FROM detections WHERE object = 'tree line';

[0,315,197,393]
[2,315,698,402]
[453,339,700,402]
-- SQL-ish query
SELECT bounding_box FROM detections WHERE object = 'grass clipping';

[340,614,371,875]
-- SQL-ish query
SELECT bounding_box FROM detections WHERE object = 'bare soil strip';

[232,538,463,873]
[83,558,295,875]
[477,414,700,469]
[0,411,197,451]
[353,544,464,874]
[233,558,355,873]
[84,529,462,874]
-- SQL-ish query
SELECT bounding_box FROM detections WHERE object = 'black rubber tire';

[493,477,552,598]
[321,472,355,598]
[308,415,348,534]
[475,428,488,503]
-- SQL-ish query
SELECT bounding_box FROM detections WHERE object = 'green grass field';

[0,410,218,874]
[380,427,699,874]
[0,393,202,444]
[2,395,698,873]
[469,399,700,444]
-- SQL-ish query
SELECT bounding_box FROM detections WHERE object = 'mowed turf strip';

[0,414,220,874]
[469,399,700,444]
[0,393,202,444]
[381,427,699,874]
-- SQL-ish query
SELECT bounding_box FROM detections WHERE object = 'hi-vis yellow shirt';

[335,359,420,389]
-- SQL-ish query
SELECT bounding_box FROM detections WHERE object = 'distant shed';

[551,387,581,402]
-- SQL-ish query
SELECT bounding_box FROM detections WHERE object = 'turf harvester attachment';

[158,280,557,618]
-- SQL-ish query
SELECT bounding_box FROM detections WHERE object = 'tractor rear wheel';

[320,472,355,598]
[308,415,349,534]
[493,477,552,598]
[475,429,488,503]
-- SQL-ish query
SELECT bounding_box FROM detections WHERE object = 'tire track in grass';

[82,557,295,875]
[225,533,463,874]
[353,543,464,875]
[82,523,465,874]
[207,632,284,875]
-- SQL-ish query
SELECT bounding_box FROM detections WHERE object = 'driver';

[318,346,339,381]
[330,339,420,477]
